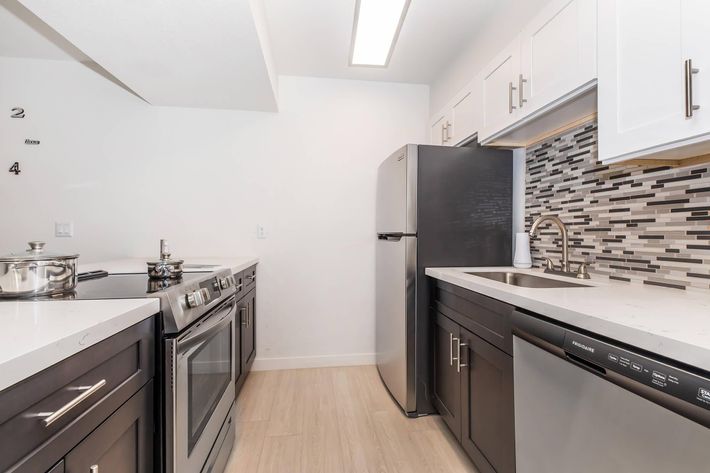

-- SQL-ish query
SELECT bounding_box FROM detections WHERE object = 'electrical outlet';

[55,222,74,238]
[256,225,266,239]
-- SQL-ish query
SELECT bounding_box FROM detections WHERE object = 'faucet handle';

[543,257,556,271]
[576,263,591,280]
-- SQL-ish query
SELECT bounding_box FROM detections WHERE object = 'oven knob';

[200,287,211,303]
[219,277,230,289]
[185,291,204,308]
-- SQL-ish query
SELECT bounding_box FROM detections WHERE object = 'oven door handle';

[177,297,236,353]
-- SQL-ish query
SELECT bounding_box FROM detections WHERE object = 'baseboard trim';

[252,352,376,371]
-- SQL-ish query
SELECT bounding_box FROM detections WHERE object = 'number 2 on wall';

[9,162,20,175]
[11,108,25,118]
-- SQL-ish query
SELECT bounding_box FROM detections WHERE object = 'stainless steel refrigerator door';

[375,234,416,413]
[376,145,417,234]
[513,336,710,473]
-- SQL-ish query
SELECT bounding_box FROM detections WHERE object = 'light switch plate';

[55,222,74,237]
[257,225,266,239]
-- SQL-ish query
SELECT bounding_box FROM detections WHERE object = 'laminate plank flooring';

[224,365,478,473]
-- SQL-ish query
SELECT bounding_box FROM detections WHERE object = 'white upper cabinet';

[480,39,521,142]
[430,78,480,147]
[519,0,597,117]
[478,0,597,144]
[598,0,710,163]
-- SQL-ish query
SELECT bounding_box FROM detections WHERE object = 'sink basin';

[465,271,590,288]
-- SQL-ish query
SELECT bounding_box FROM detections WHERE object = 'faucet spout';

[529,215,570,272]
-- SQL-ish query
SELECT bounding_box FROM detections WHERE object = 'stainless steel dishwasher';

[512,311,710,473]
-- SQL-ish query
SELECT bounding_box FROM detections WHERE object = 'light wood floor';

[224,365,478,473]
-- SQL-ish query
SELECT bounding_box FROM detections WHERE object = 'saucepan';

[0,241,79,298]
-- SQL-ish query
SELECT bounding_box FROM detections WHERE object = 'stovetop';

[39,272,210,301]
[37,270,238,334]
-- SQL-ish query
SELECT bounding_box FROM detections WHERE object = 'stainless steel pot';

[147,239,183,280]
[0,241,79,298]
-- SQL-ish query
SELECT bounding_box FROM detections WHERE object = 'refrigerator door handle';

[377,232,415,241]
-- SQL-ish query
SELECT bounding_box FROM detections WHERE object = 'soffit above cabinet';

[16,0,279,111]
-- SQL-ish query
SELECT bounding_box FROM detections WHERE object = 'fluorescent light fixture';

[349,0,411,67]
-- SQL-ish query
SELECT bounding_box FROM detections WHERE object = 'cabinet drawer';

[434,281,513,355]
[243,265,257,293]
[0,316,155,473]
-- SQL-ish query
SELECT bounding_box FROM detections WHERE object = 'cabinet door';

[65,381,153,473]
[682,0,710,132]
[430,113,447,145]
[519,0,596,117]
[449,83,479,145]
[432,312,461,440]
[460,328,515,473]
[480,38,520,142]
[598,0,690,162]
[241,289,256,373]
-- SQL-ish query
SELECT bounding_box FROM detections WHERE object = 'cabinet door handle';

[685,59,700,118]
[247,301,252,328]
[444,121,452,142]
[452,336,460,368]
[240,307,247,326]
[508,82,517,114]
[457,341,468,373]
[449,333,454,366]
[41,379,107,427]
[518,74,527,108]
[90,466,99,473]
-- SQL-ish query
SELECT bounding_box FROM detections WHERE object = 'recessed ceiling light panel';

[349,0,411,67]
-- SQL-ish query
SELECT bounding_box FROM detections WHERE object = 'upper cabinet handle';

[444,121,452,142]
[518,74,528,108]
[685,59,700,118]
[508,82,517,114]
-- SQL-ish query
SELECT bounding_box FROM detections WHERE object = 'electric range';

[42,269,239,473]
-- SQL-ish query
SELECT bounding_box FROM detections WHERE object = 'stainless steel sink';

[465,271,590,288]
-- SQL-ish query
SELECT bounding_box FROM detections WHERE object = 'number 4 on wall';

[9,162,20,175]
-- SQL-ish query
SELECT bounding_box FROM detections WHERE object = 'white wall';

[0,57,429,369]
[429,0,551,114]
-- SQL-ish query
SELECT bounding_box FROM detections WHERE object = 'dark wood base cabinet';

[432,280,515,473]
[235,265,257,397]
[0,316,157,473]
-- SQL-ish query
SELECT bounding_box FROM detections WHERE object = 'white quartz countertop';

[0,298,160,392]
[79,256,258,275]
[426,267,710,372]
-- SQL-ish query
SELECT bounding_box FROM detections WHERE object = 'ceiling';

[1,0,505,110]
[0,0,88,61]
[263,0,503,84]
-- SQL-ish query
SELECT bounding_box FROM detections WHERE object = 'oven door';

[166,296,236,473]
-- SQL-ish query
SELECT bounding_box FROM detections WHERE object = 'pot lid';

[0,241,79,262]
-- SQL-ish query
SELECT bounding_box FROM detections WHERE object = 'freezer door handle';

[377,232,415,241]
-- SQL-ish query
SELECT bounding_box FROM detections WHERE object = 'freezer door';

[375,233,416,413]
[376,145,417,235]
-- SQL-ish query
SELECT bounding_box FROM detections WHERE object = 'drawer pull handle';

[42,379,107,427]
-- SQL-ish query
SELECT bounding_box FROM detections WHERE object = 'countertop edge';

[0,299,160,392]
[426,267,710,373]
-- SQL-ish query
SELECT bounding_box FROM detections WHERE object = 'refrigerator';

[376,143,513,416]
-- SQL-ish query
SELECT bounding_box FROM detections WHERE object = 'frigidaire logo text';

[572,340,595,353]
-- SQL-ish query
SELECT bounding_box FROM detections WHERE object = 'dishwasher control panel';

[563,331,710,411]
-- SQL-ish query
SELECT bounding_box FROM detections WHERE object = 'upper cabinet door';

[430,113,447,146]
[480,38,521,142]
[519,0,597,117]
[681,0,710,132]
[449,81,480,145]
[598,0,693,162]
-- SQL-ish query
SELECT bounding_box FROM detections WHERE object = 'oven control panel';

[563,332,710,411]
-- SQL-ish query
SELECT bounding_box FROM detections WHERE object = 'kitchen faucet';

[529,215,571,273]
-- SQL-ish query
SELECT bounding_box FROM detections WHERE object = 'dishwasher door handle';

[565,352,606,375]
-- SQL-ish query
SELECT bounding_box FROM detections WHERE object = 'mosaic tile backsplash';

[525,120,710,290]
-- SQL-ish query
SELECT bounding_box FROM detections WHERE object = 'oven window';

[187,321,232,454]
